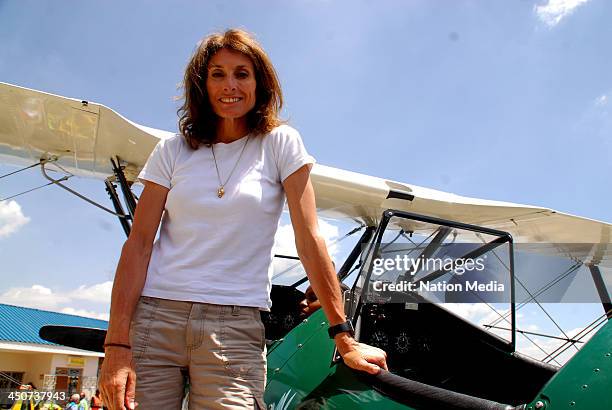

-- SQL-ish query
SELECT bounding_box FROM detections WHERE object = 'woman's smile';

[219,97,243,103]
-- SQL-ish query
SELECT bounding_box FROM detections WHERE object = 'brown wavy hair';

[178,29,284,149]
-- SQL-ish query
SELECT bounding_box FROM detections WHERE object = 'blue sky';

[0,1,610,361]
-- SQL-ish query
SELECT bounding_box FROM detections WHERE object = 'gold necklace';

[211,135,250,198]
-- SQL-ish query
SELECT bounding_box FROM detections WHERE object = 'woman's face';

[206,48,257,122]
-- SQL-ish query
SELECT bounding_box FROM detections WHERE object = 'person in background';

[79,392,90,410]
[299,262,349,318]
[300,283,350,317]
[90,389,103,410]
[65,394,83,410]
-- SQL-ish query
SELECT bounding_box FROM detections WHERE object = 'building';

[0,303,107,405]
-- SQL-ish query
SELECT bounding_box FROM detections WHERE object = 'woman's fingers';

[343,351,380,374]
[99,349,134,410]
[360,343,389,370]
[112,377,127,410]
[124,366,137,409]
[341,342,389,374]
[101,372,127,410]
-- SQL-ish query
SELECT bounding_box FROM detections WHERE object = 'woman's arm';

[99,181,169,410]
[283,165,388,374]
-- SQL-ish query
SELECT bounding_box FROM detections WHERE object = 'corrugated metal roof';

[0,303,107,345]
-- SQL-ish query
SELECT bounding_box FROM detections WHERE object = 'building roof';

[0,303,108,346]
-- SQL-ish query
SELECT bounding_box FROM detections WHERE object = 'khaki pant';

[130,296,266,409]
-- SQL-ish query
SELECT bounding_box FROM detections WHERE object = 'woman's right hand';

[99,347,137,410]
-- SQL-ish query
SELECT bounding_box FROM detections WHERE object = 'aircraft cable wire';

[488,262,581,328]
[433,267,563,366]
[483,324,586,343]
[477,233,579,352]
[382,227,434,253]
[454,284,563,366]
[40,160,130,218]
[441,234,563,364]
[544,316,606,363]
[0,158,61,202]
[510,263,580,318]
[480,236,580,315]
[400,229,435,258]
[545,316,605,362]
[401,228,437,250]
[0,162,41,180]
[483,302,562,366]
[495,257,579,352]
[380,229,436,263]
[271,224,365,281]
[0,181,57,202]
[380,229,404,252]
[391,232,559,365]
[543,313,608,363]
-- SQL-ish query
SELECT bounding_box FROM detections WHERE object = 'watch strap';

[328,320,355,339]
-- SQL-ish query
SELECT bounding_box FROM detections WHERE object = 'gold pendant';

[217,186,224,198]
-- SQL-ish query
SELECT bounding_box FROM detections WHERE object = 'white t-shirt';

[137,125,315,310]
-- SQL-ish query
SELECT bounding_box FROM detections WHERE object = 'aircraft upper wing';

[1,82,610,265]
[0,82,173,181]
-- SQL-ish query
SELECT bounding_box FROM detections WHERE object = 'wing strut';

[105,179,132,237]
[588,264,612,320]
[111,157,138,219]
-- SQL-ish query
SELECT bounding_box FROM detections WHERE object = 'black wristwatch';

[328,320,355,339]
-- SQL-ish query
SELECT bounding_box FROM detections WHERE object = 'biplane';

[1,82,610,410]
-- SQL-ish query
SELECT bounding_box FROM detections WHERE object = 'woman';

[99,29,387,410]
[90,389,103,410]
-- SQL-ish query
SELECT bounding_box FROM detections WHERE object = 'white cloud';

[0,200,30,238]
[443,303,598,365]
[60,307,109,321]
[271,219,341,284]
[442,303,494,322]
[70,282,113,303]
[273,219,340,260]
[444,303,517,340]
[0,282,111,320]
[534,0,590,27]
[273,223,300,256]
[595,94,608,106]
[0,285,61,310]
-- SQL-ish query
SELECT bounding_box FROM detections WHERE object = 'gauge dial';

[370,330,389,348]
[394,331,411,353]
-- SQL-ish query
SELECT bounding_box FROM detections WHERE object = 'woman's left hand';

[335,334,388,374]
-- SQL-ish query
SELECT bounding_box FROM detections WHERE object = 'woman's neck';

[215,118,249,143]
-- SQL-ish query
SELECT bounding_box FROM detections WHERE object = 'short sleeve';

[137,135,179,188]
[274,126,316,182]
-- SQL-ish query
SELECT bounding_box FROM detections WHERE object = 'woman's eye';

[210,71,224,78]
[236,71,249,79]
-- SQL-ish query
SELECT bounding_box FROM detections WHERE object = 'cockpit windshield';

[348,210,516,345]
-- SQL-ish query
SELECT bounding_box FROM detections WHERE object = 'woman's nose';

[223,77,237,91]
